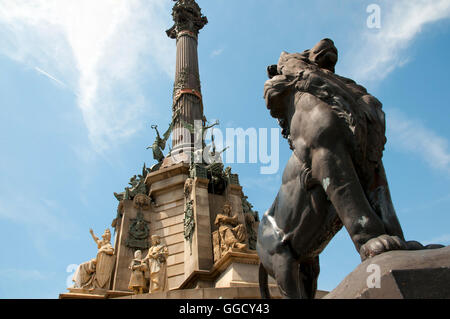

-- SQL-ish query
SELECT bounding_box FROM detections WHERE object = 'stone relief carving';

[213,203,247,262]
[126,210,150,250]
[184,199,195,247]
[133,193,152,210]
[144,235,169,293]
[184,177,194,199]
[72,228,115,290]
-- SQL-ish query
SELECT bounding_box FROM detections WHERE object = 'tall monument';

[167,0,207,153]
[60,0,286,299]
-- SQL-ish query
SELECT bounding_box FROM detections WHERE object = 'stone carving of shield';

[94,251,116,289]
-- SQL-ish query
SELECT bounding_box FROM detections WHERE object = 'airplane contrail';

[34,66,66,88]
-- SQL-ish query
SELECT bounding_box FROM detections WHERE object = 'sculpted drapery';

[144,235,169,293]
[72,229,115,290]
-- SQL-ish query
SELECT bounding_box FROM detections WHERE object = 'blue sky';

[0,0,449,298]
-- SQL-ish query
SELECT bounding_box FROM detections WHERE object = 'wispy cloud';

[386,108,450,174]
[210,48,224,58]
[0,0,174,152]
[350,0,450,82]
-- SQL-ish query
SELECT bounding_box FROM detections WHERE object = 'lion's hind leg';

[299,256,320,299]
[271,248,321,299]
[272,246,302,299]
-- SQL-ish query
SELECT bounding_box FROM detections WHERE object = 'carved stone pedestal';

[325,246,450,299]
[214,250,264,288]
[177,249,270,290]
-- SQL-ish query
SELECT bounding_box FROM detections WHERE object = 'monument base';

[117,286,280,299]
[178,249,279,290]
[324,246,450,299]
[59,288,133,299]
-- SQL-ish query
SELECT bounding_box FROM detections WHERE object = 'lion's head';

[264,39,339,138]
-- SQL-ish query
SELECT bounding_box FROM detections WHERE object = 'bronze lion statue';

[257,38,444,299]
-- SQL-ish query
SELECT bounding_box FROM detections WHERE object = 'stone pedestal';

[118,287,280,299]
[179,250,267,289]
[324,246,450,299]
[59,288,133,299]
[214,251,262,288]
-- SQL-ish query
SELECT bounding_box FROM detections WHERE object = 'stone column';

[167,0,208,153]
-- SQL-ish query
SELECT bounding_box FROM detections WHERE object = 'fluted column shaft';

[172,32,203,150]
[167,0,208,152]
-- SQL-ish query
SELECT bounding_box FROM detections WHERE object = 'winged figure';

[147,123,174,163]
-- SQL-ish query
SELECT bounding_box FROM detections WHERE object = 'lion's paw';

[405,240,445,250]
[359,235,407,261]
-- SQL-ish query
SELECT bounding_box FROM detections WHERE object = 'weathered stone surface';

[116,286,329,299]
[60,288,133,299]
[324,246,450,299]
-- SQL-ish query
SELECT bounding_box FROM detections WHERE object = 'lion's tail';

[259,263,271,299]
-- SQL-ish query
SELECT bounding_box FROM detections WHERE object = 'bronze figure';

[257,39,444,299]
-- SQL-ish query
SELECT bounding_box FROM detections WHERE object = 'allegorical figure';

[214,203,247,256]
[72,228,115,290]
[144,235,169,293]
[128,250,147,294]
[257,38,444,299]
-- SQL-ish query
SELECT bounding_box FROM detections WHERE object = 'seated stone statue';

[128,250,147,294]
[214,203,247,257]
[72,228,115,290]
[144,235,169,293]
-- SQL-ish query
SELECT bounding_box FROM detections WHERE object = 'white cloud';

[386,108,450,174]
[0,0,174,151]
[350,0,450,81]
[211,48,224,58]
